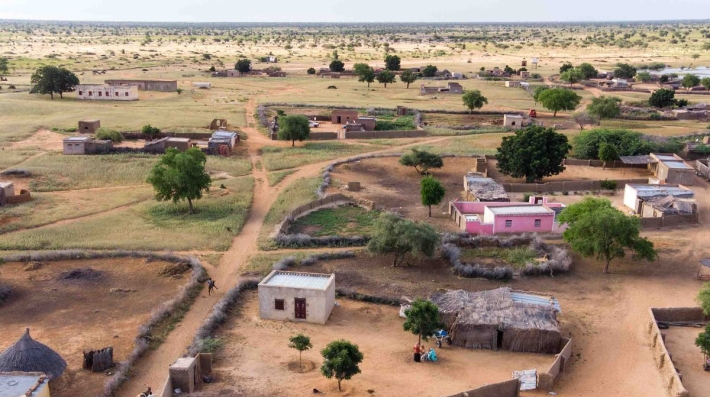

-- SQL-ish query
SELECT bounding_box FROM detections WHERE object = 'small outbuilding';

[0,181,15,198]
[258,270,336,324]
[503,114,524,129]
[505,81,521,88]
[193,82,211,89]
[331,110,359,124]
[78,119,100,134]
[62,136,92,155]
[649,153,695,185]
[0,329,67,380]
[211,130,239,149]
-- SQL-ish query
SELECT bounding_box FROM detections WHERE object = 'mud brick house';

[104,79,177,92]
[331,110,359,124]
[420,82,463,95]
[78,119,100,134]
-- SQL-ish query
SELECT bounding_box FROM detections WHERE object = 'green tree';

[146,148,212,214]
[559,62,574,74]
[289,334,313,373]
[572,111,599,130]
[420,176,446,217]
[358,67,375,87]
[537,88,582,117]
[384,54,401,71]
[462,90,488,114]
[682,74,701,91]
[702,77,710,91]
[30,65,79,100]
[403,299,445,346]
[0,57,8,74]
[578,63,598,79]
[649,88,676,108]
[586,95,622,120]
[695,324,710,367]
[141,124,161,136]
[557,198,657,273]
[306,67,316,75]
[635,71,652,83]
[235,58,251,74]
[399,149,443,174]
[353,63,370,75]
[376,70,396,87]
[572,128,682,159]
[176,88,184,95]
[367,212,440,267]
[422,64,438,77]
[697,283,710,315]
[496,125,571,183]
[614,63,637,79]
[320,340,364,392]
[95,128,124,143]
[532,86,549,106]
[400,69,417,88]
[329,59,345,72]
[277,115,310,146]
[560,68,584,85]
[598,142,619,169]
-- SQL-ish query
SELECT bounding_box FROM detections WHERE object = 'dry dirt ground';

[0,257,188,397]
[662,326,710,397]
[194,292,554,397]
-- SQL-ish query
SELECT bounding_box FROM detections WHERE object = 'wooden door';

[294,298,306,319]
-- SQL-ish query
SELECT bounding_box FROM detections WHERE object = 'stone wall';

[647,308,690,397]
[563,158,648,169]
[538,337,573,391]
[652,307,710,323]
[276,194,355,235]
[309,132,338,140]
[444,379,520,397]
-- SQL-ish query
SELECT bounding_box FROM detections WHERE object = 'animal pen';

[430,288,561,354]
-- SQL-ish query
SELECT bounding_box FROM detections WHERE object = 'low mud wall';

[445,379,520,397]
[122,132,213,140]
[652,307,710,323]
[343,130,428,139]
[5,190,32,205]
[647,308,690,397]
[640,214,699,229]
[538,337,573,391]
[276,194,355,235]
[502,178,648,193]
[309,132,338,140]
[563,159,648,169]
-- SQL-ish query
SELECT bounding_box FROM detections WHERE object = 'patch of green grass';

[260,142,384,171]
[0,177,254,251]
[259,176,321,250]
[291,206,379,237]
[461,247,539,269]
[267,169,296,186]
[198,337,225,353]
[198,253,223,267]
[0,148,40,169]
[205,153,253,177]
[375,115,415,130]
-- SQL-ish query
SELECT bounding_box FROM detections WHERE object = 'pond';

[645,66,710,77]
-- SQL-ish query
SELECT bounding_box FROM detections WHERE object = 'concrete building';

[0,372,50,397]
[104,79,177,92]
[211,131,238,149]
[0,181,15,198]
[63,136,113,155]
[420,82,463,95]
[449,196,566,235]
[78,119,100,134]
[623,184,695,214]
[504,114,524,129]
[649,153,695,185]
[331,110,359,124]
[258,270,336,324]
[520,71,530,79]
[505,81,521,88]
[144,137,192,153]
[76,84,138,101]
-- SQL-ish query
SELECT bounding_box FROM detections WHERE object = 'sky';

[0,0,709,23]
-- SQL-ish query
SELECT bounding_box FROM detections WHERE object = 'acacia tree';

[586,96,622,121]
[329,59,345,72]
[353,63,370,75]
[462,90,488,114]
[367,212,439,267]
[30,65,79,99]
[376,70,396,87]
[598,142,619,169]
[537,88,581,117]
[578,63,598,79]
[278,115,310,146]
[557,197,657,273]
[682,74,700,92]
[422,64,438,77]
[400,69,417,88]
[496,125,571,183]
[532,86,549,106]
[320,340,363,392]
[384,54,401,70]
[358,67,375,87]
[289,334,312,373]
[697,283,710,316]
[560,68,584,86]
[420,176,445,217]
[399,149,443,174]
[403,299,445,346]
[614,63,637,79]
[235,58,251,74]
[147,148,212,214]
[695,324,710,368]
[0,57,8,74]
[572,111,598,130]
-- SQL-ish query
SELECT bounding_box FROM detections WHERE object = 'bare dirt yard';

[194,292,554,397]
[662,326,710,397]
[0,257,189,397]
[487,160,654,183]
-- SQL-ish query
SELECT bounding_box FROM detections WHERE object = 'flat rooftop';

[629,184,694,198]
[663,161,692,170]
[488,205,554,216]
[167,137,191,142]
[64,136,91,142]
[261,271,333,290]
[0,373,48,397]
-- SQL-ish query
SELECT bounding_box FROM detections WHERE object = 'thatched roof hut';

[0,329,67,379]
[430,288,561,354]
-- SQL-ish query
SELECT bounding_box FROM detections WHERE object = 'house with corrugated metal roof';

[258,270,335,324]
[449,196,566,235]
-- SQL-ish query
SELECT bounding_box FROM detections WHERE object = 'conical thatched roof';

[0,328,67,379]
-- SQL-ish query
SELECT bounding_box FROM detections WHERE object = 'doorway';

[496,330,504,350]
[295,298,306,319]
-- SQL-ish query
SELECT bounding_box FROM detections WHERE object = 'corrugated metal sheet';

[619,155,656,164]
[511,291,562,313]
[265,271,331,290]
[488,205,554,216]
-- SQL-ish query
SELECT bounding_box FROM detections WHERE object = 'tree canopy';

[682,74,700,91]
[0,57,8,74]
[289,334,312,372]
[306,67,316,75]
[649,88,676,108]
[403,299,445,345]
[462,90,488,113]
[557,198,657,273]
[400,69,417,88]
[586,95,622,120]
[422,64,438,77]
[384,54,401,71]
[572,111,598,130]
[146,148,212,214]
[578,63,598,79]
[559,68,584,85]
[277,115,310,146]
[537,88,581,117]
[702,77,710,91]
[559,62,573,74]
[496,125,571,183]
[353,63,370,75]
[598,142,619,169]
[635,71,652,83]
[376,70,396,87]
[235,58,251,74]
[695,324,710,363]
[329,59,345,72]
[420,176,446,217]
[532,86,549,106]
[357,67,375,87]
[572,128,683,160]
[399,149,443,174]
[320,340,363,392]
[614,63,637,79]
[30,65,79,99]
[367,212,440,267]
[697,283,710,316]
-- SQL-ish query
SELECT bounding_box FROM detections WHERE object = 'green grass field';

[290,206,379,236]
[267,169,296,186]
[260,141,386,171]
[258,176,321,249]
[461,246,539,269]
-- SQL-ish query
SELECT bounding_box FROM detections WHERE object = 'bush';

[600,179,617,190]
[0,284,12,304]
[141,124,161,135]
[95,128,124,143]
[274,233,370,248]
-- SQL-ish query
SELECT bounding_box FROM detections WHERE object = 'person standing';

[207,278,218,296]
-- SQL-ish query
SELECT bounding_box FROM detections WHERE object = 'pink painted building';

[449,196,566,235]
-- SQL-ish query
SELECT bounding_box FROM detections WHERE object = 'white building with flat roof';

[258,270,335,324]
[76,84,138,101]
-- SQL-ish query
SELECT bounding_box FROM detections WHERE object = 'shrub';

[0,284,12,304]
[274,233,370,248]
[95,128,124,143]
[600,179,617,190]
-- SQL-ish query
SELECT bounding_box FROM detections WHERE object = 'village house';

[505,81,521,88]
[649,153,695,185]
[62,136,113,155]
[519,71,530,79]
[449,196,566,235]
[75,84,138,101]
[258,270,336,325]
[144,137,192,153]
[343,116,377,132]
[623,184,695,215]
[331,110,359,124]
[0,329,67,386]
[503,114,524,129]
[104,79,177,92]
[463,173,509,202]
[0,181,15,198]
[0,372,50,397]
[419,82,463,95]
[78,119,100,134]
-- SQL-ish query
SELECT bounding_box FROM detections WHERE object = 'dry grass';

[258,176,321,249]
[260,142,385,171]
